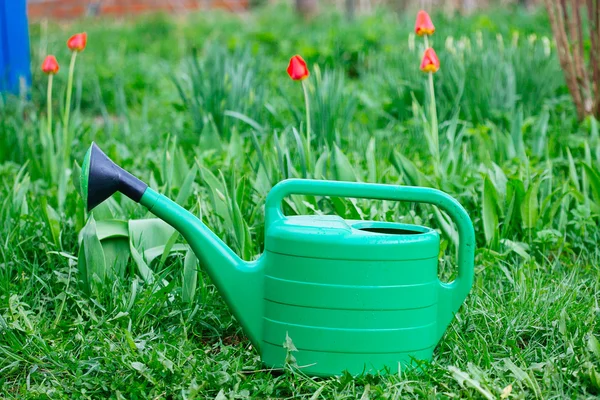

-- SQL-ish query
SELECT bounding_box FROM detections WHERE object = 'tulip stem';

[428,71,439,168]
[47,74,53,142]
[63,51,78,164]
[302,80,311,171]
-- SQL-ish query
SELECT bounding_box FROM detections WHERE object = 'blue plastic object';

[0,0,31,94]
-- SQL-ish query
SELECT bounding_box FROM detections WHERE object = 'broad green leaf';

[566,148,580,191]
[182,249,198,303]
[128,218,176,283]
[366,137,376,182]
[255,164,272,196]
[290,127,307,178]
[227,128,244,168]
[129,245,154,284]
[102,238,130,280]
[314,149,329,180]
[91,198,119,221]
[502,179,524,236]
[533,108,549,158]
[333,144,358,182]
[159,230,181,268]
[487,163,507,202]
[585,362,600,390]
[448,366,495,400]
[391,150,428,187]
[227,178,252,259]
[72,159,83,198]
[175,164,198,206]
[198,164,232,227]
[500,239,531,260]
[582,163,600,205]
[93,220,129,242]
[224,110,265,133]
[588,334,600,358]
[173,146,190,189]
[144,244,188,266]
[520,178,540,230]
[482,175,499,246]
[41,198,61,248]
[129,219,176,251]
[504,358,541,397]
[433,207,458,248]
[78,215,106,295]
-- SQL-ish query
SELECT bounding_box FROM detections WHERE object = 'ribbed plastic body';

[262,216,442,376]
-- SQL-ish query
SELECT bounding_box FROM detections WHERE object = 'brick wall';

[27,0,249,20]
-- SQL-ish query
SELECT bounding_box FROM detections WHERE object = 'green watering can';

[80,143,475,377]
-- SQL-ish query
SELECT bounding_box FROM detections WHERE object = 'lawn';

[1,2,600,398]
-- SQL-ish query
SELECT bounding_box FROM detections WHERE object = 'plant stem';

[428,71,439,168]
[302,79,311,171]
[47,74,53,142]
[63,51,78,163]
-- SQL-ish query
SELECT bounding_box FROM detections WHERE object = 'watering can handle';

[265,179,475,338]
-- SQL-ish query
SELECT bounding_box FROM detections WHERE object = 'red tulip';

[420,48,440,73]
[415,10,435,36]
[287,55,309,81]
[41,55,60,75]
[67,32,87,52]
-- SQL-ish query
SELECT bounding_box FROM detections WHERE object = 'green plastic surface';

[131,178,475,377]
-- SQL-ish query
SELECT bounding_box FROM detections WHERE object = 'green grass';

[1,3,600,398]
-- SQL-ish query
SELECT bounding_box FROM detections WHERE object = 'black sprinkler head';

[81,142,148,212]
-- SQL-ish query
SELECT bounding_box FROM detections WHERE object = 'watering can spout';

[80,143,265,349]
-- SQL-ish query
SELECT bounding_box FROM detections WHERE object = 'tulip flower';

[415,10,435,37]
[420,48,440,73]
[67,32,87,52]
[287,55,312,172]
[41,55,59,75]
[287,55,310,81]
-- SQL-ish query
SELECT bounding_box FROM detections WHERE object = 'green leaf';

[93,220,129,242]
[588,334,600,358]
[41,197,61,248]
[390,150,429,187]
[314,149,329,180]
[198,164,232,227]
[158,230,181,268]
[182,249,198,303]
[482,175,499,247]
[500,239,531,260]
[290,127,307,178]
[78,215,106,295]
[502,179,524,236]
[520,178,540,230]
[582,163,600,205]
[448,366,495,400]
[333,144,358,182]
[128,218,177,283]
[366,137,376,182]
[566,148,580,191]
[102,238,130,280]
[175,164,198,206]
[144,244,188,265]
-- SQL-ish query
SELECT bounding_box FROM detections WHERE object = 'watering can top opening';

[265,215,440,260]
